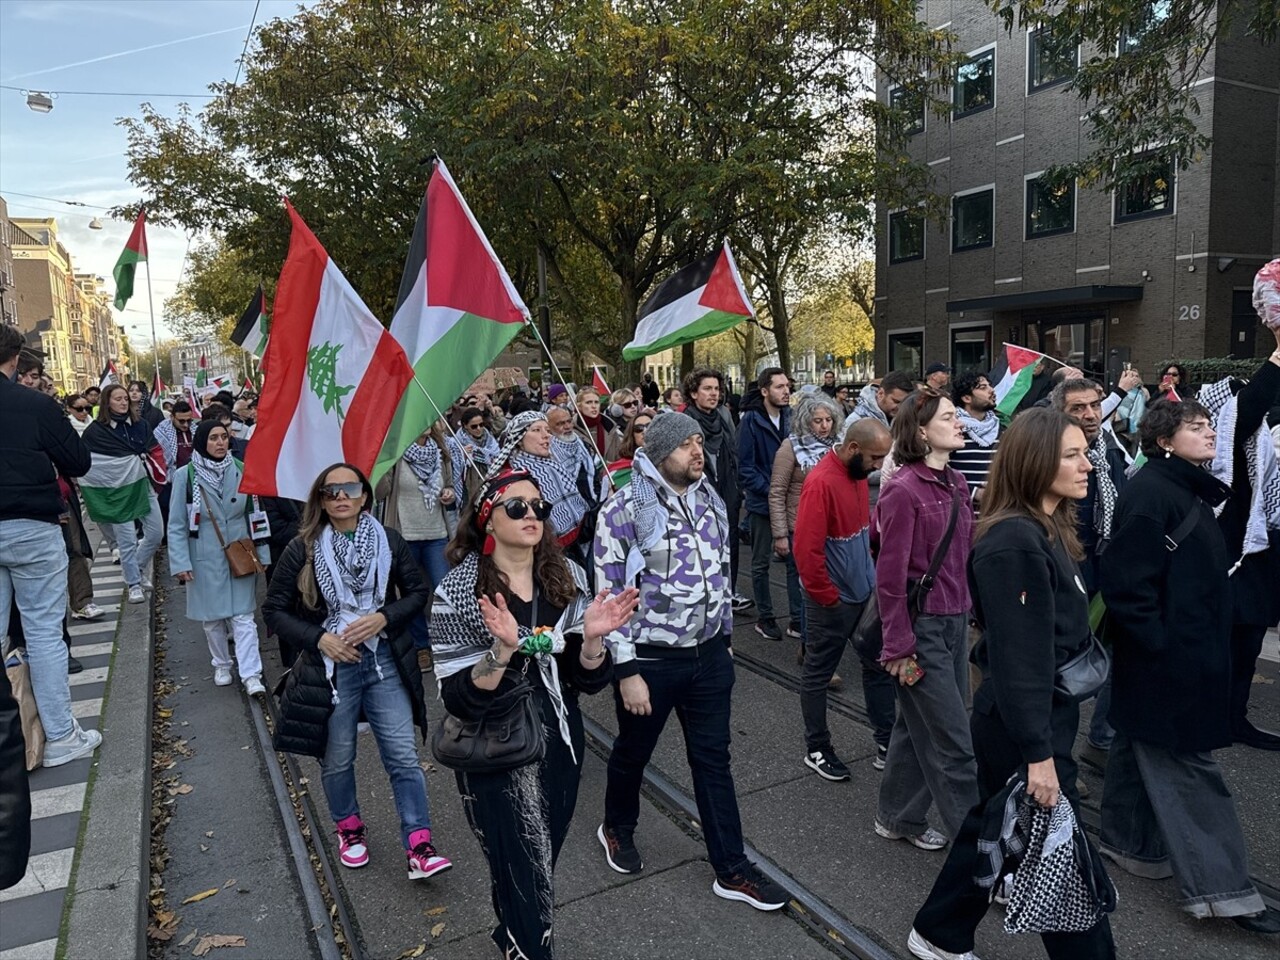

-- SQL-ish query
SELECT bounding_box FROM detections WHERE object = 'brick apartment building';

[874,2,1280,386]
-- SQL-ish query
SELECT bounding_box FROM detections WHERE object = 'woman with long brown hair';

[909,407,1115,960]
[263,463,452,883]
[432,469,637,959]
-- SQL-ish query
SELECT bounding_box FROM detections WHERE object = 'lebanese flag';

[992,343,1052,424]
[242,201,413,500]
[622,241,754,361]
[592,366,611,397]
[112,208,147,311]
[372,160,529,481]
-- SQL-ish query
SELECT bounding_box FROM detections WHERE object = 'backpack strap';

[1165,499,1202,552]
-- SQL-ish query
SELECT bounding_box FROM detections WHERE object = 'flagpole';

[523,316,615,489]
[406,374,488,493]
[144,256,160,388]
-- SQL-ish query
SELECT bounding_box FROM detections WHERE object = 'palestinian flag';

[622,241,754,361]
[592,366,611,397]
[149,371,166,406]
[372,160,529,482]
[231,285,270,360]
[98,361,119,391]
[112,208,148,311]
[182,376,203,417]
[79,421,157,525]
[196,353,208,387]
[606,457,634,489]
[992,343,1052,424]
[240,376,255,395]
[241,200,413,501]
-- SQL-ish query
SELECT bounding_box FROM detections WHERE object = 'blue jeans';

[108,491,163,588]
[321,641,430,847]
[405,538,448,651]
[604,636,748,877]
[0,519,73,740]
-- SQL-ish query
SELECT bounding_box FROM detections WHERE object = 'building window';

[1114,157,1174,223]
[888,210,925,263]
[889,84,925,136]
[1121,0,1171,52]
[953,188,994,252]
[1026,176,1075,238]
[951,326,991,376]
[1028,28,1077,92]
[888,331,924,378]
[1026,318,1105,374]
[954,47,995,118]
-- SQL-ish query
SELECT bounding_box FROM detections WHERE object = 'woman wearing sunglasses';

[65,394,93,435]
[605,411,652,489]
[605,389,642,460]
[433,469,638,960]
[263,463,452,883]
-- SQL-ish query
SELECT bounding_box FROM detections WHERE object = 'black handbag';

[1053,634,1110,703]
[852,491,961,662]
[431,683,546,773]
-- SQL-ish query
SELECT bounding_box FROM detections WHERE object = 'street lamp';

[89,217,103,230]
[25,91,54,113]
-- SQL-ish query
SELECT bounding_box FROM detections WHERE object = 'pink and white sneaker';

[336,815,369,869]
[406,828,452,880]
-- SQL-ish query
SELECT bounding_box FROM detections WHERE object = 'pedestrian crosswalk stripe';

[30,783,86,821]
[67,667,109,687]
[68,623,115,638]
[71,699,103,719]
[0,850,74,905]
[69,642,114,658]
[0,937,59,960]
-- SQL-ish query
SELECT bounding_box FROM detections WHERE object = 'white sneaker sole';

[408,859,453,880]
[803,755,850,782]
[597,823,640,874]
[339,856,368,870]
[907,927,977,960]
[214,674,233,687]
[711,880,787,911]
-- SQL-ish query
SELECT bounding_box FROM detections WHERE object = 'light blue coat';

[167,459,270,622]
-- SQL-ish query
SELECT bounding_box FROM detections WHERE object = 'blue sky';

[0,0,307,339]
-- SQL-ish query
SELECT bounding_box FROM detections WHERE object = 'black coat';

[0,665,31,890]
[262,526,430,759]
[0,373,90,523]
[1101,456,1234,753]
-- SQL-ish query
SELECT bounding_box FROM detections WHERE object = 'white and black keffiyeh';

[485,410,548,483]
[1199,377,1280,568]
[190,451,232,525]
[1085,435,1117,541]
[314,513,393,686]
[402,440,445,505]
[792,433,835,472]
[432,553,590,761]
[957,408,1001,448]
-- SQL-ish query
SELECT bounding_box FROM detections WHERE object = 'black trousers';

[913,694,1116,959]
[456,694,586,960]
[801,596,894,753]
[1229,623,1269,734]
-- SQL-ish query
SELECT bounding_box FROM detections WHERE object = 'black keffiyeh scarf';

[1085,435,1117,541]
[402,440,444,503]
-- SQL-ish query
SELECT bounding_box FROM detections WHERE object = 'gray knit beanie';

[642,411,702,466]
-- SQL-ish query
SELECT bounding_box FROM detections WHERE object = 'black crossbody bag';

[852,491,961,663]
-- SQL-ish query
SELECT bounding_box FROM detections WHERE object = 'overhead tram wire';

[231,0,263,90]
[0,83,213,99]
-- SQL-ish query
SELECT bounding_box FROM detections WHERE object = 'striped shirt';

[951,435,1000,497]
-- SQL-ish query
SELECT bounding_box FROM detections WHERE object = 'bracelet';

[483,648,511,669]
[581,646,607,662]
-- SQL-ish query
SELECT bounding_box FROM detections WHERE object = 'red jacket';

[793,452,875,607]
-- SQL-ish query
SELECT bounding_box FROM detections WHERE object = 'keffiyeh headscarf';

[190,420,233,522]
[485,410,548,481]
[432,553,590,761]
[488,410,588,536]
[1199,377,1280,570]
[314,512,393,691]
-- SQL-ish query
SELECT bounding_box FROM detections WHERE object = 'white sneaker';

[127,585,145,604]
[110,548,120,564]
[140,577,154,592]
[42,721,103,767]
[71,603,104,620]
[907,927,980,960]
[875,820,949,851]
[244,675,265,696]
[213,666,233,686]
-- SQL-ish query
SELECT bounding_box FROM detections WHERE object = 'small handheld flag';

[112,209,148,311]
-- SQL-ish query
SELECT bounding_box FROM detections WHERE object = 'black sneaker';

[67,655,83,675]
[786,622,803,639]
[1232,907,1280,934]
[597,823,642,874]
[804,749,851,782]
[873,744,888,771]
[754,620,782,641]
[713,863,789,911]
[731,593,754,612]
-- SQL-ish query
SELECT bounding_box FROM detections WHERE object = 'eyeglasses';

[174,417,193,426]
[71,405,90,413]
[494,497,553,521]
[633,421,650,433]
[321,481,364,501]
[621,399,638,409]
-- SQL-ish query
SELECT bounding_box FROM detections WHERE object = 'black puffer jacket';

[0,666,31,890]
[262,526,430,759]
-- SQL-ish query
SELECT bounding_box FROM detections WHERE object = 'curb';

[62,559,154,960]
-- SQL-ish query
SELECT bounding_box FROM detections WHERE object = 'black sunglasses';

[633,421,650,433]
[321,481,364,501]
[71,405,90,412]
[621,399,638,409]
[495,497,553,521]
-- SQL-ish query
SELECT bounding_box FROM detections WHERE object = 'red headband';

[474,470,537,530]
